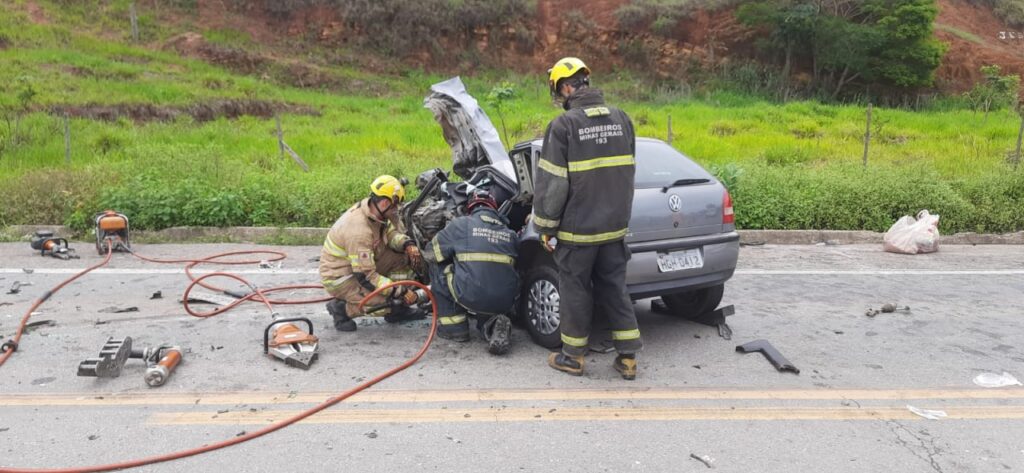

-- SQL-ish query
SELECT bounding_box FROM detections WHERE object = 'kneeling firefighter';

[320,175,426,332]
[424,190,519,355]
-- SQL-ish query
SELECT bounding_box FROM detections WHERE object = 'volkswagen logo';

[668,194,682,212]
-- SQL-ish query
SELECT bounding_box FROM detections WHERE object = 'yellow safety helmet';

[370,175,406,203]
[548,57,590,97]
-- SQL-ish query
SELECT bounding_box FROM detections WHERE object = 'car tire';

[660,284,725,321]
[519,262,562,349]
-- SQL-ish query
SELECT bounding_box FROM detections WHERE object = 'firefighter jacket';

[425,206,519,315]
[319,198,412,295]
[533,87,636,245]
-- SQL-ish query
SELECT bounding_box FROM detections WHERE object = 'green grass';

[1,1,1022,234]
[936,23,986,44]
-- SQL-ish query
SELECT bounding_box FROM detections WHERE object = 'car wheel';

[660,284,725,321]
[519,263,562,349]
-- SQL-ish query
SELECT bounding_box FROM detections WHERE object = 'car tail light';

[723,190,734,224]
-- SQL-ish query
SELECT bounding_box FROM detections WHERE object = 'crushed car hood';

[424,77,515,180]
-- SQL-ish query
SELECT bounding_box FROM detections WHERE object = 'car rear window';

[634,140,714,189]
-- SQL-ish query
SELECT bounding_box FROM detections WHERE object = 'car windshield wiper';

[661,178,710,193]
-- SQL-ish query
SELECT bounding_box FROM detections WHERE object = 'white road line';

[0,268,314,275]
[1,268,1021,276]
[735,269,1024,275]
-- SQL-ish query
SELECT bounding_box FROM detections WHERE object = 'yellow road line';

[148,405,1024,425]
[3,388,1023,407]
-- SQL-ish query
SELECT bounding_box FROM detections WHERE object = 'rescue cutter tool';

[264,317,319,370]
[30,230,79,260]
[78,336,184,386]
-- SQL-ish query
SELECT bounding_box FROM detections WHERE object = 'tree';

[813,16,879,98]
[738,0,820,97]
[486,82,517,150]
[738,0,946,99]
[863,0,946,89]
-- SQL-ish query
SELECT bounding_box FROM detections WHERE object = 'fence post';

[274,115,309,172]
[275,115,284,158]
[129,2,139,42]
[1015,110,1024,169]
[863,103,872,168]
[667,114,673,146]
[63,112,71,165]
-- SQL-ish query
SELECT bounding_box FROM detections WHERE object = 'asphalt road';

[0,242,1022,472]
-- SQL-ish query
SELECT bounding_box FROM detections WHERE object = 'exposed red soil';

[25,0,49,25]
[164,32,383,94]
[167,0,1024,94]
[934,0,1024,93]
[48,99,318,123]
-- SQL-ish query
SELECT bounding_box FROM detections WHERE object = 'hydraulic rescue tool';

[264,316,319,369]
[30,230,79,259]
[77,336,184,387]
[94,210,131,255]
[364,289,430,315]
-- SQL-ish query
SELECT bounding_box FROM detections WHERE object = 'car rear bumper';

[625,231,740,300]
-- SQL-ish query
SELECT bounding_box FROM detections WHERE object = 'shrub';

[790,120,823,139]
[759,146,816,166]
[709,120,737,136]
[732,163,980,232]
[963,65,1021,119]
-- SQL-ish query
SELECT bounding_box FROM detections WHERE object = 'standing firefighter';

[534,57,641,379]
[320,175,426,331]
[424,190,519,355]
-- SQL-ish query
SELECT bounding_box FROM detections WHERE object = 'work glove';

[390,285,420,306]
[404,243,422,267]
[541,234,555,253]
[402,288,420,305]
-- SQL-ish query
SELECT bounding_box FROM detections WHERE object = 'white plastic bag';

[883,210,940,255]
[973,372,1022,388]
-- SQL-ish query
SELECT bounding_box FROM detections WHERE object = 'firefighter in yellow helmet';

[319,175,425,331]
[535,57,641,379]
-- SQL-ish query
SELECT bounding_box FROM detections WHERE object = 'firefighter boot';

[481,314,511,355]
[326,299,356,332]
[548,352,585,376]
[437,315,470,342]
[613,354,637,380]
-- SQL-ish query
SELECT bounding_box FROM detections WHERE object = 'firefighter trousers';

[554,239,641,357]
[327,248,413,317]
[427,262,505,334]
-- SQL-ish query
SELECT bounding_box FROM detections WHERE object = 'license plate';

[656,249,704,272]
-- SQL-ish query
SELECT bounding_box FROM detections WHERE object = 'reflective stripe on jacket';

[534,88,636,246]
[319,198,411,292]
[425,207,519,315]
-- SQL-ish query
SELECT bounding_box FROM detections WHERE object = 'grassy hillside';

[1,1,1022,234]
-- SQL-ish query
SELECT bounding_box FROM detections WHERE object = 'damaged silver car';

[404,77,739,348]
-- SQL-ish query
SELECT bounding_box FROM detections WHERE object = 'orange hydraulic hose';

[0,244,115,368]
[130,250,332,308]
[0,280,437,473]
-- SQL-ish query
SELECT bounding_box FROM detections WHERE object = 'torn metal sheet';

[736,339,800,374]
[180,292,238,307]
[424,76,514,180]
[7,281,31,295]
[98,306,139,314]
[907,404,947,420]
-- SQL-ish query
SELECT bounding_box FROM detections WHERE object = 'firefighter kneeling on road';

[320,175,426,332]
[424,190,519,355]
